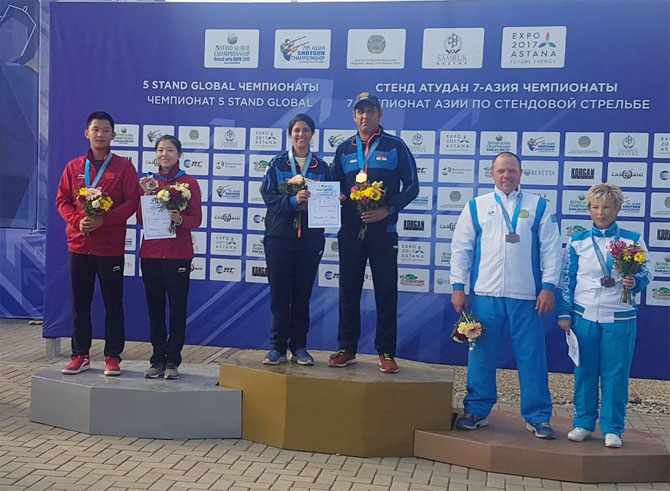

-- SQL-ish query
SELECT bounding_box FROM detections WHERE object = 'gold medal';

[356,172,368,184]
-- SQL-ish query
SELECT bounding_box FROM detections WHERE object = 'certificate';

[141,195,176,240]
[565,329,580,367]
[307,181,341,229]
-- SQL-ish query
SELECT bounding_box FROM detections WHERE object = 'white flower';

[92,200,100,208]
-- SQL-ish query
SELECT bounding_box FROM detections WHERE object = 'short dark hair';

[154,134,182,153]
[492,151,521,169]
[86,111,115,130]
[288,113,315,133]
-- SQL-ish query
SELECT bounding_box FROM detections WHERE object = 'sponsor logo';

[449,191,461,202]
[523,168,556,177]
[412,133,423,146]
[367,35,386,54]
[213,127,245,150]
[611,169,644,180]
[183,159,203,169]
[657,229,670,241]
[654,134,670,158]
[403,219,424,231]
[501,26,567,68]
[328,134,346,148]
[399,273,425,287]
[275,30,330,69]
[251,266,267,277]
[650,286,670,301]
[324,270,340,281]
[566,224,587,235]
[571,168,595,179]
[147,130,162,143]
[444,32,462,53]
[609,133,649,158]
[347,29,405,69]
[204,29,259,68]
[481,132,515,154]
[578,136,591,148]
[526,137,557,153]
[423,28,484,69]
[254,159,269,173]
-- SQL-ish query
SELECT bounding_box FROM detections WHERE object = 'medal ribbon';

[591,225,620,278]
[494,192,523,235]
[355,134,381,173]
[287,147,313,177]
[149,169,186,182]
[84,153,114,188]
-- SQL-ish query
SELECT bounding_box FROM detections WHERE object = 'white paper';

[141,195,176,240]
[566,329,580,367]
[307,181,341,229]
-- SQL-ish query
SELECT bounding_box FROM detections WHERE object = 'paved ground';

[1,319,668,491]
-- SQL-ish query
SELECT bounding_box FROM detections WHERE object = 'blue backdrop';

[44,1,670,379]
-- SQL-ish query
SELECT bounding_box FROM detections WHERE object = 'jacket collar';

[592,221,618,237]
[494,184,521,201]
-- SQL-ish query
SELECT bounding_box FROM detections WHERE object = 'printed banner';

[45,1,670,379]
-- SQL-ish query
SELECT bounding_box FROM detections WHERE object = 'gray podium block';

[30,361,241,439]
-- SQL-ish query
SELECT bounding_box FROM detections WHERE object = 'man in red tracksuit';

[56,111,140,376]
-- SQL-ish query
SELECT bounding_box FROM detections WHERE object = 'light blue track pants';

[464,295,553,424]
[572,314,637,437]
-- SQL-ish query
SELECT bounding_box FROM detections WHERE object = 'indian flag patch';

[376,155,388,162]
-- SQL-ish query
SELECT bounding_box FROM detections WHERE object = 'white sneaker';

[567,427,593,442]
[605,433,622,448]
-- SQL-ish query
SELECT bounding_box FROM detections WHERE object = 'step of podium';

[29,361,241,439]
[219,351,454,457]
[414,411,670,483]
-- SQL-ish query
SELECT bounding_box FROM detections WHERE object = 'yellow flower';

[634,252,646,264]
[623,253,632,261]
[157,189,170,201]
[350,190,361,200]
[457,322,469,335]
[78,188,88,196]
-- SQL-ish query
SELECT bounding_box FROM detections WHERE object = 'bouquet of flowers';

[607,240,648,305]
[451,311,484,351]
[78,187,113,218]
[278,174,310,235]
[156,182,191,233]
[349,173,386,239]
[278,174,309,196]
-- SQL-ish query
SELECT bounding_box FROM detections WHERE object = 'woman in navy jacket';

[260,114,330,365]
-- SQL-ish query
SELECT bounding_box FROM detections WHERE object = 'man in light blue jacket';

[450,152,562,439]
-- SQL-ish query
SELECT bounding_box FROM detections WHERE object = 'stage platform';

[218,351,454,457]
[29,361,241,439]
[414,411,670,483]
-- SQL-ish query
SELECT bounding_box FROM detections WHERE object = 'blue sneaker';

[263,349,287,365]
[526,422,556,439]
[290,348,314,366]
[455,413,488,430]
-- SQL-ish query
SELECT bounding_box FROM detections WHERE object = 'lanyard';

[287,147,312,177]
[84,153,113,188]
[591,226,620,278]
[149,170,186,182]
[494,192,522,234]
[355,134,381,173]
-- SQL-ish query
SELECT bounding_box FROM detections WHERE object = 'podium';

[218,351,453,457]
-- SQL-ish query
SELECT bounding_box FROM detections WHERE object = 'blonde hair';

[585,183,624,210]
